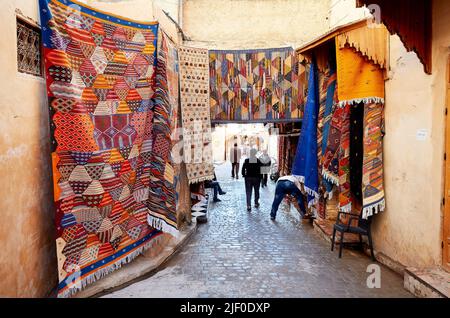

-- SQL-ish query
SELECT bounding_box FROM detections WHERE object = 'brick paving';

[104,162,412,298]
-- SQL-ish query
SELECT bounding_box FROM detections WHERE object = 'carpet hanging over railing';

[209,47,303,123]
[39,0,179,297]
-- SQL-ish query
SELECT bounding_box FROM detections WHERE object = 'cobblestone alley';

[104,162,411,298]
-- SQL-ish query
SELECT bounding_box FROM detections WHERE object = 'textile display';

[292,60,319,207]
[318,68,337,196]
[179,46,214,184]
[336,44,385,106]
[209,47,302,122]
[322,103,344,187]
[40,0,164,297]
[338,103,352,212]
[362,102,385,218]
[317,69,330,166]
[146,31,179,237]
[335,44,386,217]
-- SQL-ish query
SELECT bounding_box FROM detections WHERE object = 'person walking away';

[229,143,242,179]
[259,150,271,188]
[270,175,307,221]
[242,148,263,212]
[205,171,227,202]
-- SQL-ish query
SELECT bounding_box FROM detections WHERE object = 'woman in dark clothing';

[241,148,263,212]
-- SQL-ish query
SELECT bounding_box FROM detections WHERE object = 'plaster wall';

[0,0,56,297]
[328,0,369,29]
[181,0,331,49]
[335,0,450,269]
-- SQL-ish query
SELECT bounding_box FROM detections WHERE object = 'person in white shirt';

[270,175,306,221]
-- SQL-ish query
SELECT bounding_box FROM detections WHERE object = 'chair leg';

[339,232,344,258]
[359,234,363,251]
[331,228,336,251]
[367,231,375,261]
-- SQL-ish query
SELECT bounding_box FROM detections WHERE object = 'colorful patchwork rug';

[322,101,343,187]
[317,69,331,168]
[209,47,301,122]
[146,31,179,237]
[40,0,164,297]
[292,60,319,207]
[179,46,214,184]
[320,70,337,196]
[362,102,385,218]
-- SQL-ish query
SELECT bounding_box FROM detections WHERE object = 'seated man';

[205,173,226,203]
[270,175,307,221]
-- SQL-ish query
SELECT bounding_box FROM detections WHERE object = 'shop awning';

[296,19,389,72]
[356,0,432,74]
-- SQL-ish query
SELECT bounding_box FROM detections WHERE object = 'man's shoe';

[213,198,222,203]
[219,191,227,195]
[247,206,251,212]
[270,216,275,221]
[255,203,260,208]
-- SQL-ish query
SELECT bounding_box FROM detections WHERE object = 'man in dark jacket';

[242,148,263,212]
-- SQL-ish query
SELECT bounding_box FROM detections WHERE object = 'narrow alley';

[3,0,449,302]
[104,162,410,298]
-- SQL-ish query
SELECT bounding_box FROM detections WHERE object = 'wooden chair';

[331,212,375,261]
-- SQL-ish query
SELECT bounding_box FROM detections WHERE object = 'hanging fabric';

[179,46,215,184]
[336,43,385,106]
[337,103,352,212]
[146,31,180,237]
[209,47,301,122]
[39,0,163,297]
[292,60,319,207]
[335,43,386,218]
[362,102,385,218]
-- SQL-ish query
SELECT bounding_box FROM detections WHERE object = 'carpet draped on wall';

[209,47,302,123]
[146,31,180,236]
[40,0,179,297]
[179,46,214,184]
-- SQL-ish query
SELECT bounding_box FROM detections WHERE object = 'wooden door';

[444,56,450,271]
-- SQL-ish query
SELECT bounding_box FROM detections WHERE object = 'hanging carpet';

[292,60,319,207]
[209,47,302,122]
[336,43,385,106]
[146,31,180,237]
[179,46,214,184]
[335,44,386,217]
[40,0,167,297]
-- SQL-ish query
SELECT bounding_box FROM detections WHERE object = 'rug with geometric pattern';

[40,0,166,297]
